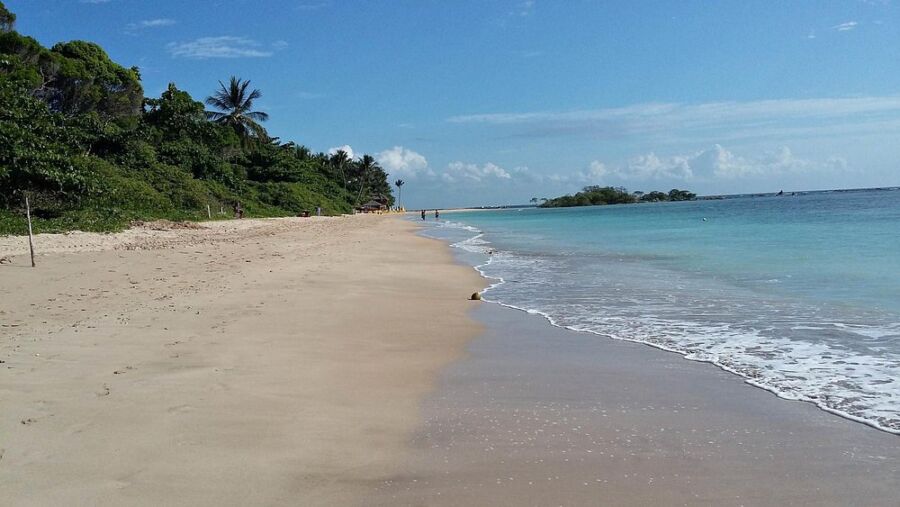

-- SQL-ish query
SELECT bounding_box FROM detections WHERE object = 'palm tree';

[394,179,405,209]
[354,154,377,205]
[205,76,269,143]
[330,150,350,190]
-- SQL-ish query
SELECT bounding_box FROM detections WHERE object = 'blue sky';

[9,0,900,207]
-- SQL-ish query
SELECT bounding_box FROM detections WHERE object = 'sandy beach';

[0,215,484,505]
[3,215,899,506]
[5,0,899,504]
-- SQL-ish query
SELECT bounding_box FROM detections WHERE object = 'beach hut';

[358,200,387,213]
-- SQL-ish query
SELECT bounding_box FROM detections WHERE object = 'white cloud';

[327,145,354,160]
[692,145,848,179]
[371,147,539,186]
[376,146,429,179]
[140,18,176,28]
[547,161,607,185]
[509,165,541,182]
[518,0,536,16]
[450,97,900,127]
[833,21,859,31]
[272,40,289,51]
[127,18,176,31]
[167,36,273,59]
[447,96,900,143]
[441,162,512,183]
[588,145,844,183]
[621,152,694,180]
[825,156,848,171]
[546,173,570,183]
[690,144,748,178]
[587,161,609,179]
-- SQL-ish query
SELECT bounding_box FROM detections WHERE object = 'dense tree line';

[0,2,392,233]
[540,186,696,208]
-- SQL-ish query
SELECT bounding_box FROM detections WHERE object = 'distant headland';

[537,186,696,208]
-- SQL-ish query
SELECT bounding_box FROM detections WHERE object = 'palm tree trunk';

[336,162,347,190]
[355,170,368,205]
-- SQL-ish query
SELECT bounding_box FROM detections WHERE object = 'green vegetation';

[0,2,15,33]
[540,186,696,208]
[205,77,269,142]
[636,189,697,202]
[0,2,393,235]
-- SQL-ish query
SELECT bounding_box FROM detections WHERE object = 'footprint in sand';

[66,422,93,435]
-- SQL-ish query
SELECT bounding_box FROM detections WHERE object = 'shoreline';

[378,303,900,506]
[439,214,900,436]
[486,298,900,436]
[4,215,898,505]
[0,215,485,505]
[365,219,900,504]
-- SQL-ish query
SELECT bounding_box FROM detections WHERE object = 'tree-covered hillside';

[0,2,393,234]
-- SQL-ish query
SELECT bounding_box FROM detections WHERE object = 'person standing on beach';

[421,210,426,220]
[435,209,440,220]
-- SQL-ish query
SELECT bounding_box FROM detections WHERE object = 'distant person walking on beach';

[435,209,440,220]
[421,210,426,220]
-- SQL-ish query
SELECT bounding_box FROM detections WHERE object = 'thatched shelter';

[357,200,387,213]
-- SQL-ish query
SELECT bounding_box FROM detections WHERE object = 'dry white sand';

[0,215,484,506]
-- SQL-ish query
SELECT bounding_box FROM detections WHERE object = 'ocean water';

[421,189,900,434]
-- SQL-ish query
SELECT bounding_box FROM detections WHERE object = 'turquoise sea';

[422,188,900,434]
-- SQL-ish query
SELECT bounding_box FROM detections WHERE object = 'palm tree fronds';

[205,111,227,121]
[246,111,269,122]
[204,96,231,110]
[205,76,269,146]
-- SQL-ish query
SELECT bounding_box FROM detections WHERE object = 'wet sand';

[378,304,900,506]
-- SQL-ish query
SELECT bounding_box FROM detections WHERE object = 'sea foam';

[433,216,900,434]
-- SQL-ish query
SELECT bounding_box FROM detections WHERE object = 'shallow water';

[420,189,900,433]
